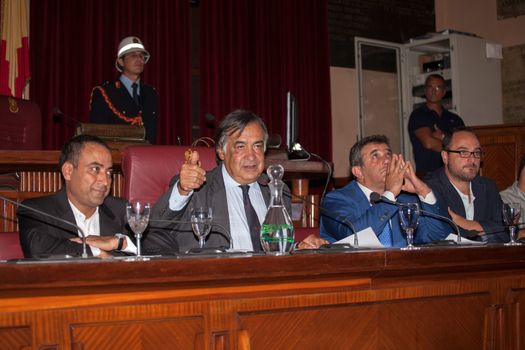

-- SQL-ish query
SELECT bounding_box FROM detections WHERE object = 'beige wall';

[435,0,525,47]
[330,0,525,179]
[330,67,357,178]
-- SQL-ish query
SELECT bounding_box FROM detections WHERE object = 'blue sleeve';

[414,199,450,243]
[320,188,397,243]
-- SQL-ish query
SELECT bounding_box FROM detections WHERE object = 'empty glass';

[191,207,213,248]
[503,203,521,246]
[399,203,420,250]
[126,202,151,260]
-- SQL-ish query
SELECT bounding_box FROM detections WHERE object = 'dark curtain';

[199,0,332,160]
[30,0,191,149]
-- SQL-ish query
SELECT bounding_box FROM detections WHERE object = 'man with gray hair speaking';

[143,110,326,254]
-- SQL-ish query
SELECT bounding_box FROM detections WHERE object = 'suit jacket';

[143,165,292,255]
[17,188,132,258]
[424,167,507,243]
[89,79,158,143]
[320,180,449,247]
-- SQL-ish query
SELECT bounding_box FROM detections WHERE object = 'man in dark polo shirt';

[408,74,464,176]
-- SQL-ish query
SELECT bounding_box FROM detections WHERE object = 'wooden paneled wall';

[472,123,525,191]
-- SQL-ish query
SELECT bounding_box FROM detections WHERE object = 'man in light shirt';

[320,135,448,247]
[18,135,135,258]
[425,127,507,242]
[143,110,326,254]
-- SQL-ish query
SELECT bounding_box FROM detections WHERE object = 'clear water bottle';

[260,164,294,255]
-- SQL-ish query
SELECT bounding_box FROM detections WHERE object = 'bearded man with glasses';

[424,127,507,243]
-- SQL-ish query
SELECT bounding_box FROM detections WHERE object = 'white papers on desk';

[335,227,384,248]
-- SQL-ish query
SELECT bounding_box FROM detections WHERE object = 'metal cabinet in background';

[355,32,503,159]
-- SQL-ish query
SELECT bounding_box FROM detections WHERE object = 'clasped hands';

[384,154,431,198]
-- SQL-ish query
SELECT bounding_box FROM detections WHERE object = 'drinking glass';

[399,203,420,250]
[191,207,213,248]
[503,203,522,246]
[126,202,151,260]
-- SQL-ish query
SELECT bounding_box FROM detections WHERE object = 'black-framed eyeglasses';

[445,149,484,158]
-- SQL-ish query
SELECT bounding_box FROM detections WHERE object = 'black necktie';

[132,82,139,105]
[240,185,261,252]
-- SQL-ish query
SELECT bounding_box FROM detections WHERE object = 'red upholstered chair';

[121,145,217,205]
[0,232,24,260]
[0,95,42,149]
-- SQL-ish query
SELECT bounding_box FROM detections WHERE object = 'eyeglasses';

[445,149,484,158]
[426,85,445,92]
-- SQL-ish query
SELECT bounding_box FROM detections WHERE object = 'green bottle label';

[260,223,293,233]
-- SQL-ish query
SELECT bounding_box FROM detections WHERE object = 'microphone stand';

[3,195,88,258]
[369,192,463,245]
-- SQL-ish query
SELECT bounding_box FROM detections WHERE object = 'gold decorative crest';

[7,97,19,113]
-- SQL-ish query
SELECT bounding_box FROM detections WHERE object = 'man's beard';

[448,163,479,182]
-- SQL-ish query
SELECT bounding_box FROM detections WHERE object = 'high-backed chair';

[121,145,217,204]
[0,95,42,149]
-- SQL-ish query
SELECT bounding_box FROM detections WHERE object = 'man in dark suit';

[18,135,134,258]
[89,36,158,143]
[424,127,507,242]
[143,110,326,254]
[320,135,448,247]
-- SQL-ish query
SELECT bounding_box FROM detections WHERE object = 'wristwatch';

[114,233,126,251]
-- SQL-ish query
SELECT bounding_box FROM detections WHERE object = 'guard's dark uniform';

[89,80,158,144]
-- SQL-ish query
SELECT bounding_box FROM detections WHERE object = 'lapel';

[208,167,231,235]
[116,79,140,114]
[55,188,79,236]
[348,181,372,212]
[98,202,120,237]
[471,177,485,218]
[438,168,467,217]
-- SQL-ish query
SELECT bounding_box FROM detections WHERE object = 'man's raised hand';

[178,150,206,195]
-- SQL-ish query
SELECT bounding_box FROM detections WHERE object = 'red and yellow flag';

[0,0,30,98]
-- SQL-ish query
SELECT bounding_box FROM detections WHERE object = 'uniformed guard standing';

[89,36,158,143]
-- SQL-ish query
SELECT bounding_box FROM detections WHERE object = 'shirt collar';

[68,200,99,221]
[119,74,140,94]
[221,164,259,191]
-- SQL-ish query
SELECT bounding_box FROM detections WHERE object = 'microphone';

[257,177,360,248]
[369,192,464,244]
[148,219,233,252]
[2,194,88,258]
[267,134,282,149]
[205,113,217,129]
[52,107,79,129]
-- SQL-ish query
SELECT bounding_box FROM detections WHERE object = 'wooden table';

[1,245,525,349]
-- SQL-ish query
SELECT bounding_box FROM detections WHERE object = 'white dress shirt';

[167,164,267,250]
[450,182,475,220]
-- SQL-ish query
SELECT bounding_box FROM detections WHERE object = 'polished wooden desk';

[0,150,329,231]
[1,245,525,349]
